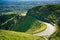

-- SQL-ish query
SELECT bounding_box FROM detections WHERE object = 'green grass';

[0,30,45,40]
[10,16,47,34]
[26,19,47,34]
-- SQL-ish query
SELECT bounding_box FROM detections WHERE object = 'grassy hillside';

[27,4,60,40]
[11,16,47,34]
[0,12,46,40]
[0,12,47,34]
[0,30,45,40]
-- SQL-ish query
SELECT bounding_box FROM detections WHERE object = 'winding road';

[27,14,56,37]
[21,14,56,40]
[33,21,56,40]
[33,21,56,36]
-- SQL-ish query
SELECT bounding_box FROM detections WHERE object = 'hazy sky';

[20,0,60,1]
[1,0,60,1]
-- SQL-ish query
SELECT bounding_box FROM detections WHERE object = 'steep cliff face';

[27,4,60,40]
